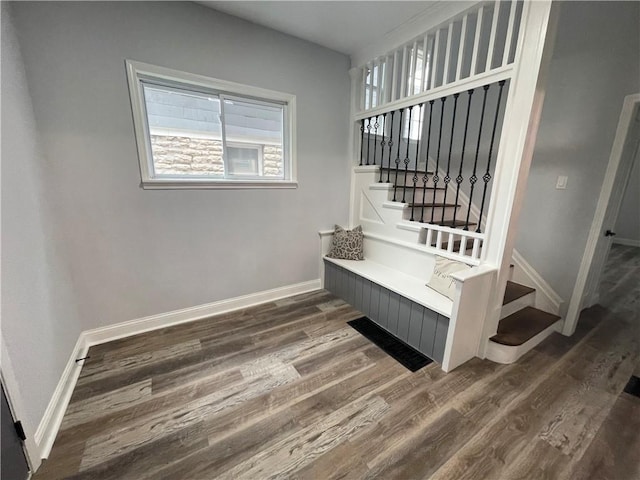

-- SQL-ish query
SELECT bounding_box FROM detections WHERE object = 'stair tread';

[381,166,434,175]
[407,203,461,208]
[490,306,561,346]
[503,280,536,305]
[438,220,477,228]
[394,185,445,190]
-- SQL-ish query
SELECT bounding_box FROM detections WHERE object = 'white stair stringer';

[353,166,423,244]
[511,249,564,316]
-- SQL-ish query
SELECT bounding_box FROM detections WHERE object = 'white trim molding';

[34,336,89,460]
[125,59,297,190]
[511,249,563,315]
[34,279,321,460]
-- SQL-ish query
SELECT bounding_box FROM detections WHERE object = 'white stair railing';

[360,0,524,114]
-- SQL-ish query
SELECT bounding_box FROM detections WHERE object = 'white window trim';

[125,60,297,189]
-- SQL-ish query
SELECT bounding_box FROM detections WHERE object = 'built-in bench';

[319,229,497,372]
[324,257,450,363]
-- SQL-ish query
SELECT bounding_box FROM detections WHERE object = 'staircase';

[373,167,563,365]
[372,162,482,263]
[486,279,562,364]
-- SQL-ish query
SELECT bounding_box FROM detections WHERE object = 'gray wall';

[614,153,640,243]
[1,4,84,433]
[4,0,350,429]
[515,1,640,305]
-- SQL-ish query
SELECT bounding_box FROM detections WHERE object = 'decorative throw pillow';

[426,255,471,300]
[326,225,364,260]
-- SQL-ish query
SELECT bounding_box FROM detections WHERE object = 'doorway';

[1,383,30,480]
[564,94,640,335]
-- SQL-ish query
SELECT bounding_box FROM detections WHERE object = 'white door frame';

[0,334,42,472]
[563,93,640,335]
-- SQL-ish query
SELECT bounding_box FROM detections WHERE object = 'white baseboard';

[613,237,640,247]
[34,334,89,460]
[511,249,563,315]
[83,280,321,347]
[34,279,321,460]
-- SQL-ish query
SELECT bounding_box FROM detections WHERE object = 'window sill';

[140,179,298,190]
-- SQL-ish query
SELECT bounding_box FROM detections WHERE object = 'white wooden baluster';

[486,0,501,72]
[442,23,453,86]
[410,40,419,95]
[459,235,468,255]
[471,237,481,259]
[425,228,433,250]
[471,6,484,75]
[447,232,455,253]
[430,29,440,90]
[361,67,367,110]
[502,0,517,66]
[455,14,468,81]
[436,230,443,249]
[391,50,399,102]
[368,61,375,109]
[421,34,429,92]
[400,45,408,99]
[385,54,393,103]
[376,58,384,107]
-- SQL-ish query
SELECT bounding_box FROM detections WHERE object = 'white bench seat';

[323,256,453,318]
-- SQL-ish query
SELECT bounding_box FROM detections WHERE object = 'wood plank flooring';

[34,247,640,479]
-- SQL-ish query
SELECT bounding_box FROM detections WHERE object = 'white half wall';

[514,1,640,308]
[1,2,83,453]
[9,1,351,333]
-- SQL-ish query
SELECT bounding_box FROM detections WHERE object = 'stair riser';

[486,320,561,364]
[402,207,462,222]
[500,292,535,320]
[391,189,447,204]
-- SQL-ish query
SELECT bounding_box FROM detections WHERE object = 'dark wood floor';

[35,247,640,479]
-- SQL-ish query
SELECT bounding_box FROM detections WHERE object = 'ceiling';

[198,1,439,57]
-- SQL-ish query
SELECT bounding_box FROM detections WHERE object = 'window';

[125,60,296,189]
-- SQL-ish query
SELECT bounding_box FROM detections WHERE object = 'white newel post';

[478,0,560,357]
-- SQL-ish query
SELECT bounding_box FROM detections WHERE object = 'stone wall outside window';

[150,135,283,176]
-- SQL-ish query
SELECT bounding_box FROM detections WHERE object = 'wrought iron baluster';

[359,119,365,166]
[392,108,404,201]
[372,115,380,167]
[365,118,372,165]
[465,84,490,230]
[386,111,395,183]
[379,112,388,183]
[441,93,459,224]
[431,97,446,224]
[402,106,414,203]
[420,100,435,223]
[410,103,424,221]
[477,80,506,232]
[453,89,474,223]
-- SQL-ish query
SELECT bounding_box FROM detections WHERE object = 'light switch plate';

[556,175,568,189]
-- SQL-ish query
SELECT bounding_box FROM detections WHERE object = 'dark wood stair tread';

[394,185,445,190]
[503,281,535,305]
[407,203,460,208]
[438,220,477,228]
[490,307,561,347]
[381,166,434,175]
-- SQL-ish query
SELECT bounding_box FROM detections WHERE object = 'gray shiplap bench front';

[323,258,450,363]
